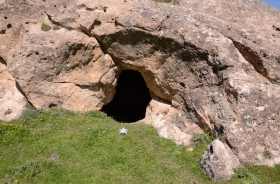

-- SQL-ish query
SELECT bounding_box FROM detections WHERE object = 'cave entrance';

[101,70,151,123]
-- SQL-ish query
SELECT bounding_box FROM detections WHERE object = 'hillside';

[1,108,280,183]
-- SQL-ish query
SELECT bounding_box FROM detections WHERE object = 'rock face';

[1,0,280,172]
[200,139,241,182]
[0,57,26,121]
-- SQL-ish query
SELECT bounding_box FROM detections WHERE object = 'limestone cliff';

[1,0,280,171]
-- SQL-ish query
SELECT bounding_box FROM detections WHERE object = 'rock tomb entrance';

[101,70,151,123]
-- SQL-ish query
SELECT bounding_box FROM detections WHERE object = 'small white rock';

[119,128,128,135]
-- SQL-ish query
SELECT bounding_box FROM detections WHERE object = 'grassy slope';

[0,109,279,184]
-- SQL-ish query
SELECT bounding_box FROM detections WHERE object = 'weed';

[218,135,227,143]
[245,163,254,169]
[270,78,280,85]
[235,167,249,178]
[4,109,12,115]
[234,167,262,184]
[41,23,51,31]
[263,150,272,159]
[52,25,60,30]
[191,133,214,145]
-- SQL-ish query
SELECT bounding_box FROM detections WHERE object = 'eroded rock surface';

[0,57,26,121]
[0,0,280,171]
[143,94,203,145]
[200,139,241,182]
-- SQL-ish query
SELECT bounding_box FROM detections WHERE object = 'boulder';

[200,139,241,182]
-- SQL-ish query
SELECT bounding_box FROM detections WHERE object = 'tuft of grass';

[234,166,262,184]
[0,108,279,183]
[52,25,60,30]
[83,110,108,119]
[191,133,214,146]
[41,23,51,31]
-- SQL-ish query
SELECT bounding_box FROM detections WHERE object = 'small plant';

[4,109,12,115]
[52,25,60,30]
[263,150,272,159]
[218,135,227,143]
[245,163,254,169]
[41,23,51,31]
[270,79,280,85]
[234,167,262,184]
[191,133,214,146]
[234,167,249,178]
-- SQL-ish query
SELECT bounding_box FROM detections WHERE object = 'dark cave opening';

[101,70,151,123]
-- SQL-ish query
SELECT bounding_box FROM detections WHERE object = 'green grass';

[0,108,279,183]
[233,163,280,184]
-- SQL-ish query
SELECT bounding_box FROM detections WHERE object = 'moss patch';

[52,25,60,30]
[41,23,51,31]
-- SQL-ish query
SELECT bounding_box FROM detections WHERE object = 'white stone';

[119,128,128,135]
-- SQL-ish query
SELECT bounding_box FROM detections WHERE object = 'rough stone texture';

[200,139,241,182]
[0,0,280,170]
[6,22,117,111]
[143,94,203,145]
[0,57,26,121]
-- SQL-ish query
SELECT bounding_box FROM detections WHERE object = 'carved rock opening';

[101,70,151,123]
